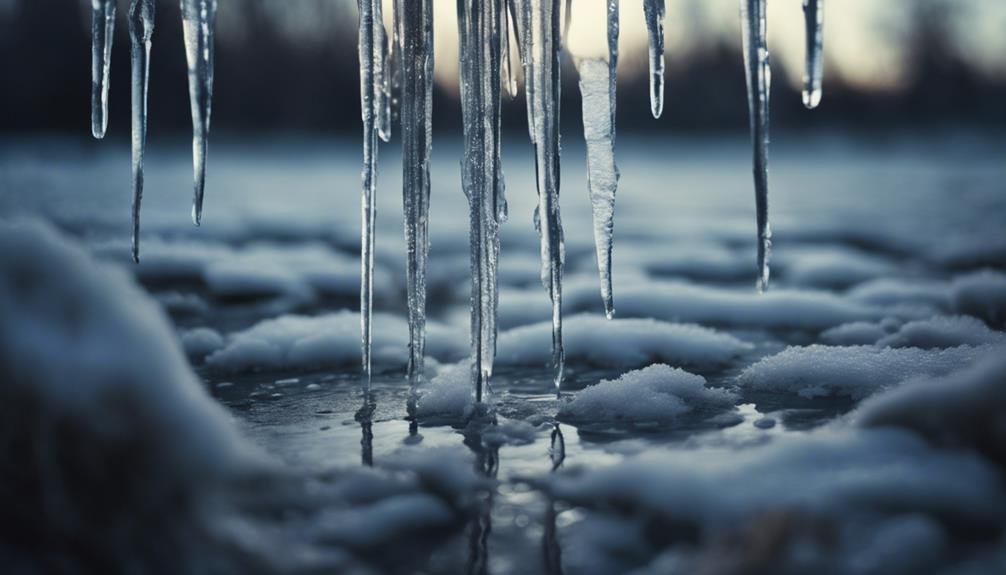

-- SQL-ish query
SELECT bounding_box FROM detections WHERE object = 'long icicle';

[525,0,565,394]
[358,0,382,381]
[91,0,117,139]
[181,0,218,226]
[802,0,825,109]
[398,0,434,387]
[740,0,772,292]
[575,0,620,318]
[458,0,507,405]
[500,3,518,99]
[642,0,664,118]
[129,0,155,263]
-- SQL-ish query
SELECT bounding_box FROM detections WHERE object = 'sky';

[205,0,1006,94]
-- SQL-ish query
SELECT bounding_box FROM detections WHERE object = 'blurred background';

[1,0,1005,136]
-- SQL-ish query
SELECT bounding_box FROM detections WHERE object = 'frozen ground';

[1,132,1005,573]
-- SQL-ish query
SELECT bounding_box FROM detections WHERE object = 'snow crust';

[496,314,752,370]
[737,344,999,399]
[558,364,738,424]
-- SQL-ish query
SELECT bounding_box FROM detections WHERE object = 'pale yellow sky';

[212,0,1006,93]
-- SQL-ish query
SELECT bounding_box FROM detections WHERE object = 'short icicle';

[358,0,383,381]
[128,0,155,263]
[642,0,665,119]
[397,0,434,387]
[524,0,565,394]
[802,0,825,109]
[458,0,507,405]
[180,0,218,226]
[376,0,392,143]
[740,0,772,292]
[91,0,117,139]
[574,0,619,318]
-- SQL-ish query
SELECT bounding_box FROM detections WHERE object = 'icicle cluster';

[87,1,832,406]
[90,0,219,262]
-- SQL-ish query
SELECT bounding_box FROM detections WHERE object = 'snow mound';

[180,326,224,360]
[501,278,887,332]
[847,278,951,311]
[0,220,260,570]
[856,353,1006,466]
[951,270,1006,327]
[207,312,467,373]
[496,314,752,370]
[737,344,996,399]
[820,320,893,346]
[415,363,472,421]
[876,316,1006,349]
[558,364,737,424]
[776,246,896,290]
[551,428,1006,574]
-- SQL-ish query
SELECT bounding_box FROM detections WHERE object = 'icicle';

[574,0,619,318]
[524,0,565,393]
[642,0,664,119]
[500,4,518,99]
[802,0,824,109]
[375,0,392,143]
[358,0,383,380]
[458,0,507,404]
[128,0,155,263]
[180,0,217,226]
[398,0,434,386]
[740,0,772,292]
[91,0,116,139]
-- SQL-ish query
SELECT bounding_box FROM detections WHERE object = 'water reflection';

[543,424,565,574]
[464,420,500,575]
[354,389,376,467]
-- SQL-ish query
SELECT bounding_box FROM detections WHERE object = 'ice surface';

[206,312,467,374]
[558,364,737,424]
[738,344,999,399]
[90,0,117,139]
[642,0,664,118]
[397,0,434,385]
[180,0,218,225]
[458,0,508,403]
[128,0,155,262]
[740,0,772,291]
[496,313,752,370]
[802,0,825,109]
